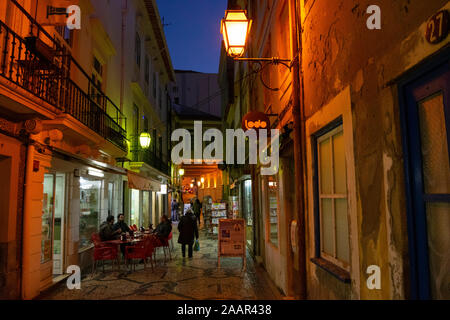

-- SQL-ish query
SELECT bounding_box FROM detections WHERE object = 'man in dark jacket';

[99,216,121,241]
[178,209,199,258]
[113,213,130,233]
[152,215,172,239]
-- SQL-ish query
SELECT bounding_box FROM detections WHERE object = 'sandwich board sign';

[218,218,246,270]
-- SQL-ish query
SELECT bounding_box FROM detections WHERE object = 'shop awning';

[127,171,161,192]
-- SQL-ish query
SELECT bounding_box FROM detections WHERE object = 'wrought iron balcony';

[131,141,170,176]
[0,1,127,151]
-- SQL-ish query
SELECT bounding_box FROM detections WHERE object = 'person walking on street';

[171,198,179,221]
[178,208,199,258]
[193,198,202,226]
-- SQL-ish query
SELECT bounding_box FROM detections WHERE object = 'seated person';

[152,215,172,239]
[113,213,130,233]
[99,216,121,241]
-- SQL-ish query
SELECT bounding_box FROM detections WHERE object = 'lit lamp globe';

[139,132,151,149]
[200,177,205,184]
[178,168,185,176]
[221,10,252,58]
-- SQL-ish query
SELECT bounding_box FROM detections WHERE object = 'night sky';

[156,0,228,74]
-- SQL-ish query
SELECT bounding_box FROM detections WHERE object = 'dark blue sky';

[156,0,227,74]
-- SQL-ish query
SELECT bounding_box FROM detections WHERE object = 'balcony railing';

[131,142,170,176]
[0,1,127,151]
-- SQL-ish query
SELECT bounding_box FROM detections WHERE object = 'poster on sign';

[220,241,244,255]
[219,219,245,242]
[218,219,246,270]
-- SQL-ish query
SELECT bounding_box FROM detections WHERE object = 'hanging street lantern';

[220,9,292,92]
[221,10,252,58]
[139,132,151,149]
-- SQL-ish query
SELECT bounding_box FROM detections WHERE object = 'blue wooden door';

[402,57,450,300]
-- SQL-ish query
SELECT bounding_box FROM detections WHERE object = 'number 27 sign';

[425,10,449,44]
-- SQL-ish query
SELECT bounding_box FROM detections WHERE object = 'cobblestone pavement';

[39,226,283,300]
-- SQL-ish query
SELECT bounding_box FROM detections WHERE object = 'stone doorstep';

[35,274,70,299]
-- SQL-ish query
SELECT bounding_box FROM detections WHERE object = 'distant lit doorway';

[242,179,254,254]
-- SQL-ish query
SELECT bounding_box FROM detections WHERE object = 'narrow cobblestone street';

[39,226,282,300]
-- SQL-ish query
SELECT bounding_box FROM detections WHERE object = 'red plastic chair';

[145,237,155,270]
[153,233,172,262]
[91,233,119,274]
[125,238,153,271]
[91,233,104,247]
[167,231,174,252]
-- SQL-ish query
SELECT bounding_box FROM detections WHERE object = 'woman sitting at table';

[152,215,172,240]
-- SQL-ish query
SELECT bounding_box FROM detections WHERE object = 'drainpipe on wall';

[290,0,307,299]
[120,0,128,114]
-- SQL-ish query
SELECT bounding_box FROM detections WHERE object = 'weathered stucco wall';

[301,0,449,299]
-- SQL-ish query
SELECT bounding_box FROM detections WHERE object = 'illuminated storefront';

[39,155,125,288]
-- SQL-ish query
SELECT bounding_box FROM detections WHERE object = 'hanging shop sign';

[425,10,449,44]
[241,111,270,131]
[218,219,246,269]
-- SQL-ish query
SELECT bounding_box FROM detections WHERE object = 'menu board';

[218,219,246,270]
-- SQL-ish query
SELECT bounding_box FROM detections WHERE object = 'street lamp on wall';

[139,132,151,149]
[220,9,294,91]
[221,10,252,58]
[178,168,185,176]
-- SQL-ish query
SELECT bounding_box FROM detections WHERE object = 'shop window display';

[79,178,102,250]
[41,174,54,263]
[243,180,253,249]
[130,189,140,227]
[143,191,150,228]
[53,174,65,275]
[267,176,279,246]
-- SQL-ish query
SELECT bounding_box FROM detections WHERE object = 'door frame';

[398,45,450,300]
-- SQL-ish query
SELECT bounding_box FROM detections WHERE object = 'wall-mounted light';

[200,177,205,184]
[178,168,185,176]
[139,132,151,149]
[88,169,104,178]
